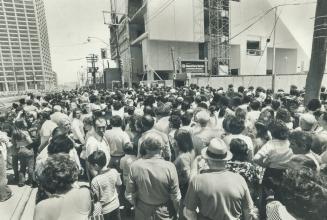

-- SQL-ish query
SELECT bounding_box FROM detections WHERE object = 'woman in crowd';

[174,129,195,198]
[11,118,34,187]
[252,109,273,154]
[35,130,81,204]
[34,154,91,220]
[0,130,11,201]
[223,115,254,160]
[227,138,263,206]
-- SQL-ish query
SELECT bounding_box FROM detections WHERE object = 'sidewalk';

[0,184,35,220]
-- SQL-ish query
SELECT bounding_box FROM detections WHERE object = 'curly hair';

[39,154,79,194]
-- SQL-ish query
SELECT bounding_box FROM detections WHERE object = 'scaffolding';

[206,0,230,75]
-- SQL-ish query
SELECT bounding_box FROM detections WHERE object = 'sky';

[44,0,110,84]
[44,0,317,84]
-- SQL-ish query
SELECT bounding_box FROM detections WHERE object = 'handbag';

[85,162,104,220]
[17,146,34,158]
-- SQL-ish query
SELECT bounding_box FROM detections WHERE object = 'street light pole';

[271,7,277,93]
[86,54,99,89]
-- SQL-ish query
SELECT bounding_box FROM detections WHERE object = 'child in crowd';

[88,150,122,220]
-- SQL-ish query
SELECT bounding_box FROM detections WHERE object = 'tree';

[304,0,327,105]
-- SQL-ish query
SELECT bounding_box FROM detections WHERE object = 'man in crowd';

[126,134,181,220]
[184,138,257,220]
[85,117,110,168]
[137,114,171,160]
[104,115,130,170]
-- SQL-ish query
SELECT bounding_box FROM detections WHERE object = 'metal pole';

[129,58,134,88]
[76,71,79,88]
[102,59,105,85]
[272,7,277,93]
[171,47,176,88]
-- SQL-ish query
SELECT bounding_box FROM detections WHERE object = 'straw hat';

[201,138,233,161]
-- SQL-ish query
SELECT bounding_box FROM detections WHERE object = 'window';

[246,40,262,56]
[231,69,239,76]
[266,70,272,75]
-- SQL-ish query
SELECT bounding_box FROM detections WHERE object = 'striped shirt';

[91,168,122,214]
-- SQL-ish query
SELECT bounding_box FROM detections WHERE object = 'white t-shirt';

[40,120,57,138]
[85,136,111,167]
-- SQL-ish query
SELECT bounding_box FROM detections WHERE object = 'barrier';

[141,73,327,91]
[140,80,174,88]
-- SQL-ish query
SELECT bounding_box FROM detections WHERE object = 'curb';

[10,186,33,220]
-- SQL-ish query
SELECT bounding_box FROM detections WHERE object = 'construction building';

[109,0,309,86]
[0,0,54,92]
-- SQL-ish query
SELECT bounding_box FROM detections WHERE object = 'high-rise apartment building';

[0,0,53,92]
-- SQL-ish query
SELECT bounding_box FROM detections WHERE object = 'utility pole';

[271,7,277,93]
[171,47,176,87]
[304,0,327,104]
[109,0,123,88]
[86,54,99,89]
[129,58,134,88]
[114,22,123,88]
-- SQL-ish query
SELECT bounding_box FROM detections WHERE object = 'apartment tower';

[0,0,53,92]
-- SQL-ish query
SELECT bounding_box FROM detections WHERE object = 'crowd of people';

[0,83,327,220]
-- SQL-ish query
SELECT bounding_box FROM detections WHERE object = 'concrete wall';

[267,48,298,74]
[142,39,199,71]
[230,0,310,75]
[146,0,204,42]
[230,45,240,71]
[188,74,327,91]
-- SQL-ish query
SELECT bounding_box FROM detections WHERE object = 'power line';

[146,0,174,23]
[52,42,88,48]
[67,58,86,61]
[223,2,316,46]
[145,0,176,24]
[253,9,282,76]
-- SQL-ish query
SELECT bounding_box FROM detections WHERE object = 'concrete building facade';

[0,0,54,92]
[110,0,311,85]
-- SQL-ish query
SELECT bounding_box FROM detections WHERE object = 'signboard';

[181,60,207,75]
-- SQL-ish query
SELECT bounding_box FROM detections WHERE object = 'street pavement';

[0,180,133,220]
[0,184,36,220]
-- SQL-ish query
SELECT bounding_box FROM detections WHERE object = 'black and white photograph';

[0,0,326,219]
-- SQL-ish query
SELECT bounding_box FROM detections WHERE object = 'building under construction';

[108,0,308,86]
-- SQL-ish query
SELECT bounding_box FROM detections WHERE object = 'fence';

[140,73,327,91]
